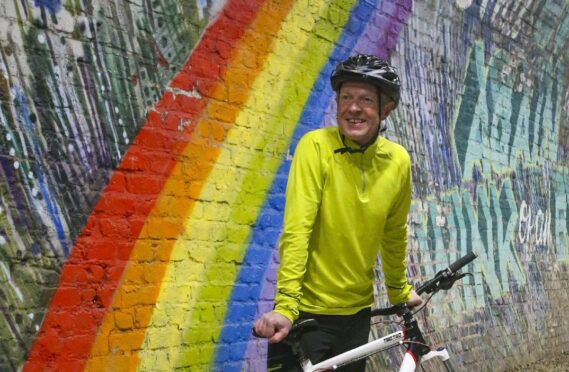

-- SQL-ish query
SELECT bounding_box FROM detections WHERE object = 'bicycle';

[257,252,478,372]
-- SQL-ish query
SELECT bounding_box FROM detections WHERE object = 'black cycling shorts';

[267,307,371,372]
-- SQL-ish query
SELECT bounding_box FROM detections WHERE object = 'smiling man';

[254,55,421,371]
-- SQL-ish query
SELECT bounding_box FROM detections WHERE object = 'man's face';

[336,81,388,145]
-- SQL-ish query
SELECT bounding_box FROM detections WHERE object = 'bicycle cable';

[371,318,402,327]
[411,291,436,316]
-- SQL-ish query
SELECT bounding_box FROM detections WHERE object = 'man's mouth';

[347,119,365,124]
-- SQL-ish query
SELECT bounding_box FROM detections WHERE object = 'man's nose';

[348,99,362,111]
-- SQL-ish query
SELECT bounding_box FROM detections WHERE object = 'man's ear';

[380,101,396,120]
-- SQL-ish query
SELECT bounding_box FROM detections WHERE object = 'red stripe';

[24,1,265,370]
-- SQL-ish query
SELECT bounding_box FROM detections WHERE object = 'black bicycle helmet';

[330,54,401,107]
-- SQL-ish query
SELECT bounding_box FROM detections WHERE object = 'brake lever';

[458,272,473,280]
[438,272,473,290]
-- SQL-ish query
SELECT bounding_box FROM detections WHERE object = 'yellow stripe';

[139,0,357,369]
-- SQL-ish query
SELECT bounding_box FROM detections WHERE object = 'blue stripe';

[213,0,378,369]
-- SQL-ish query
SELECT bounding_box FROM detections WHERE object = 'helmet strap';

[377,90,387,133]
[334,133,376,154]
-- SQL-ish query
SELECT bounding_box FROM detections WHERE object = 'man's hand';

[406,289,422,307]
[253,311,293,344]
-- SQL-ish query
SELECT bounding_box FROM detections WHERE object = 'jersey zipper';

[359,153,366,192]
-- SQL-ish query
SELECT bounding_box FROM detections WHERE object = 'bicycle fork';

[418,347,456,372]
[399,309,455,372]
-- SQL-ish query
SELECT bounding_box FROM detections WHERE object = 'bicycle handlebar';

[448,251,477,273]
[415,251,477,295]
[371,252,478,317]
[253,252,478,337]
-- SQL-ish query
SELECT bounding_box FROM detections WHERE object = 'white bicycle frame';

[298,329,452,372]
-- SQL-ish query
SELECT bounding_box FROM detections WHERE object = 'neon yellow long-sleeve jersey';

[274,127,413,322]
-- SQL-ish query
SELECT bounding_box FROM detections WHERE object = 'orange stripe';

[24,1,265,371]
[85,0,294,370]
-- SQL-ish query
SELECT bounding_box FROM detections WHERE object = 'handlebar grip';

[448,251,477,273]
[370,304,403,317]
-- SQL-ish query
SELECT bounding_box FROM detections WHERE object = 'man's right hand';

[253,311,293,344]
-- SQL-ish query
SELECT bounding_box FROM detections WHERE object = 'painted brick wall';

[0,0,567,371]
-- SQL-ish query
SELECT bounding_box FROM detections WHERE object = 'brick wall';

[0,0,567,371]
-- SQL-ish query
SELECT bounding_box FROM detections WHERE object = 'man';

[254,54,422,371]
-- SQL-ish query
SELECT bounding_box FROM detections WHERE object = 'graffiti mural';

[0,0,565,371]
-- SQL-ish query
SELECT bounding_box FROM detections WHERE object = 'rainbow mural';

[23,0,404,370]
[0,0,565,370]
